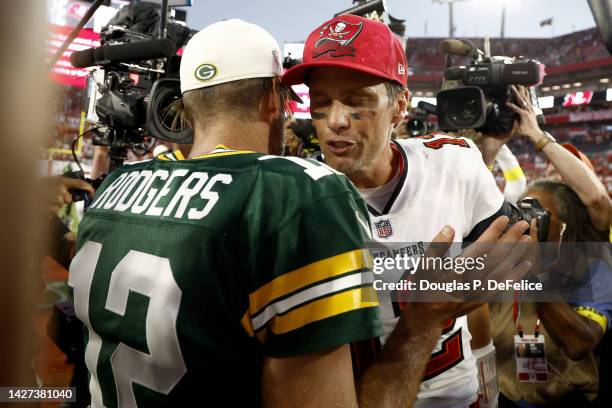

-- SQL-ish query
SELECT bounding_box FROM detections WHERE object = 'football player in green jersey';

[69,19,491,408]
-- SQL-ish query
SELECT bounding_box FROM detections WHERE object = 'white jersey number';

[258,155,341,180]
[69,241,186,408]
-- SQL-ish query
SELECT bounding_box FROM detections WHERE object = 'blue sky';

[185,0,597,44]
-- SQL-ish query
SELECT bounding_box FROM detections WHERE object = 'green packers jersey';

[69,146,382,407]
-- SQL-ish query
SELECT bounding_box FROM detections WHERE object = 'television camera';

[65,1,194,175]
[436,39,545,134]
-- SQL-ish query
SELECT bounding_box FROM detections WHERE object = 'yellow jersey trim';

[174,150,186,160]
[190,150,255,159]
[249,249,369,315]
[267,287,378,335]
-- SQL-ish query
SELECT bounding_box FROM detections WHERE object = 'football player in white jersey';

[283,15,526,408]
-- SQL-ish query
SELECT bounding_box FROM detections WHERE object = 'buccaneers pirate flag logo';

[313,20,363,58]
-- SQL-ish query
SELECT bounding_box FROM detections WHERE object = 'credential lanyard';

[513,290,540,338]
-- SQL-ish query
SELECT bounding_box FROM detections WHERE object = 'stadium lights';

[552,85,561,90]
[562,84,571,89]
[541,86,550,92]
[573,82,582,87]
[537,96,555,109]
[600,78,610,83]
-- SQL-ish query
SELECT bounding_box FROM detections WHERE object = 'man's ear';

[259,78,282,122]
[391,89,409,124]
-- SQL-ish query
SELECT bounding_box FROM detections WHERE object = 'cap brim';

[282,60,394,86]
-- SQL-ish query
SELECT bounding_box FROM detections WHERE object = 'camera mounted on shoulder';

[60,0,195,174]
[436,38,545,135]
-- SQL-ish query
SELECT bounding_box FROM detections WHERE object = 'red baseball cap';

[282,15,408,87]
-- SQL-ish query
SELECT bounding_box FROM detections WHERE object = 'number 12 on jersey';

[69,241,186,408]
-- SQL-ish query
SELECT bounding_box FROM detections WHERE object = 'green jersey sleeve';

[241,156,382,357]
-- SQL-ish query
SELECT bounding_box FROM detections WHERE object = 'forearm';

[358,318,441,407]
[540,139,611,228]
[468,304,491,349]
[536,302,602,360]
[507,85,610,229]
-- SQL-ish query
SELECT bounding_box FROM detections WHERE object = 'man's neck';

[188,119,268,158]
[348,144,399,189]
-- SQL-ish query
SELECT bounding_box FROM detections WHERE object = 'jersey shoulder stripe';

[246,249,377,336]
[249,249,370,314]
[265,285,378,335]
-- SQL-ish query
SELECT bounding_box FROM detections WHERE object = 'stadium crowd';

[406,27,610,76]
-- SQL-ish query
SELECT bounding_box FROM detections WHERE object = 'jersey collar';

[155,145,254,161]
[367,139,408,217]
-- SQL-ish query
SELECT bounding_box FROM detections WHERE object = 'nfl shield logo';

[375,219,393,238]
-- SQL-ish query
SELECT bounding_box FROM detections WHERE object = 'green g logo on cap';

[195,64,217,81]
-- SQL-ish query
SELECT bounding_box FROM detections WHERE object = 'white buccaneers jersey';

[362,136,504,408]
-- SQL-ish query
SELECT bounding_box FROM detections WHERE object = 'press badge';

[514,334,548,382]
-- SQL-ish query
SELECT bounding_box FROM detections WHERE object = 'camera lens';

[436,87,487,131]
[449,97,479,127]
[408,119,427,137]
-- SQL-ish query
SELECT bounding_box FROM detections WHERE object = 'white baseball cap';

[180,18,300,103]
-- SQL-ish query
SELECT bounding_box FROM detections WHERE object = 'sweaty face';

[307,67,398,178]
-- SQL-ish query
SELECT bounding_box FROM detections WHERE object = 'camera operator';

[490,180,611,407]
[506,85,612,233]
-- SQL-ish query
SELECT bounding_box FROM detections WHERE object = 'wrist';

[527,130,546,143]
[534,131,556,151]
[398,303,448,332]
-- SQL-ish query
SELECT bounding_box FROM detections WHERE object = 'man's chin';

[323,153,356,175]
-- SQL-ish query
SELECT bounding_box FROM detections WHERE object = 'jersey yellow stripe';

[249,249,369,315]
[156,154,170,161]
[173,150,186,160]
[502,166,525,182]
[191,150,255,159]
[266,287,379,335]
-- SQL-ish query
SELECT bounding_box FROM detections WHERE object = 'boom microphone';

[70,39,176,68]
[439,39,477,57]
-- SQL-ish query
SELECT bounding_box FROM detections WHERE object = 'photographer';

[507,85,612,233]
[490,181,611,407]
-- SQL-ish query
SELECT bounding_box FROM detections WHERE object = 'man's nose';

[327,101,350,134]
